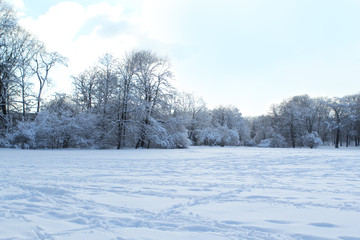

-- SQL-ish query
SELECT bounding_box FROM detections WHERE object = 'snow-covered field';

[1,147,360,240]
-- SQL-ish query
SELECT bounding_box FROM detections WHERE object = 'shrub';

[7,121,36,149]
[302,132,323,148]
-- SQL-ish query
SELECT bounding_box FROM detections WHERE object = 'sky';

[8,0,360,116]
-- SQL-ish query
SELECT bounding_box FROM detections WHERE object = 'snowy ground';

[1,147,360,240]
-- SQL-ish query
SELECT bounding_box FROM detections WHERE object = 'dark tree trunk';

[335,128,340,148]
[290,124,296,148]
[0,77,7,117]
[136,126,146,149]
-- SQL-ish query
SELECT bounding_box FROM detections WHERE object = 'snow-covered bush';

[6,94,101,149]
[145,118,169,148]
[269,134,287,148]
[302,132,323,148]
[166,132,191,148]
[71,112,99,148]
[31,110,100,149]
[0,137,10,148]
[198,126,240,146]
[137,117,191,149]
[244,139,256,147]
[224,127,241,146]
[258,139,271,148]
[164,118,191,148]
[258,134,287,148]
[198,127,221,146]
[33,110,63,148]
[7,121,36,149]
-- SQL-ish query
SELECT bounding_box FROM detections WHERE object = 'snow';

[1,146,360,240]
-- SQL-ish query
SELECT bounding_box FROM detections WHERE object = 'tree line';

[1,1,359,149]
[249,94,360,148]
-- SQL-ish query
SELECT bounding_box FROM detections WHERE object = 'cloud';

[15,0,360,115]
[18,1,140,78]
[19,2,86,51]
[138,0,189,45]
[86,2,124,22]
[18,0,200,68]
[14,2,111,93]
[10,0,24,9]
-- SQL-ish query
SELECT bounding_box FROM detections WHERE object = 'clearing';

[0,147,359,239]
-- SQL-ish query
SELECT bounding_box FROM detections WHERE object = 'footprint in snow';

[266,219,292,224]
[309,222,338,228]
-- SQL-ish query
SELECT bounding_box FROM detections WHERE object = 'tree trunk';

[117,116,122,149]
[0,78,7,117]
[136,126,146,149]
[36,84,43,113]
[335,128,340,148]
[290,123,296,148]
[0,96,6,116]
[136,116,150,149]
[22,85,26,119]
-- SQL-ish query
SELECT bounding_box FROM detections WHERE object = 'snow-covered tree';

[115,51,137,149]
[271,95,323,148]
[328,94,360,147]
[72,67,98,111]
[0,1,18,131]
[251,115,274,144]
[302,132,323,149]
[171,92,210,145]
[132,50,173,149]
[194,106,246,147]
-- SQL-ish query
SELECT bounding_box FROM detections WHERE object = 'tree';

[93,53,118,147]
[211,105,246,144]
[133,50,173,149]
[95,54,117,114]
[312,97,332,144]
[350,94,360,146]
[115,51,137,148]
[194,106,247,147]
[73,67,98,111]
[327,97,347,148]
[0,0,17,130]
[331,94,360,147]
[13,28,38,119]
[272,95,321,148]
[252,115,274,144]
[171,91,210,144]
[32,46,68,113]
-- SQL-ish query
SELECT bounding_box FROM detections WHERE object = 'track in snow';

[1,147,360,239]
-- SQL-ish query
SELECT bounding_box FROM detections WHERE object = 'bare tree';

[92,54,118,147]
[72,67,98,111]
[327,98,347,148]
[133,50,173,148]
[13,28,38,119]
[96,53,117,115]
[32,46,68,113]
[251,115,274,144]
[171,92,209,144]
[0,0,16,39]
[116,51,137,148]
[0,0,17,130]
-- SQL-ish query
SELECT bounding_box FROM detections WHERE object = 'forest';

[1,0,359,149]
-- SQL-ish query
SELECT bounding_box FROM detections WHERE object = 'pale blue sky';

[10,0,360,116]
